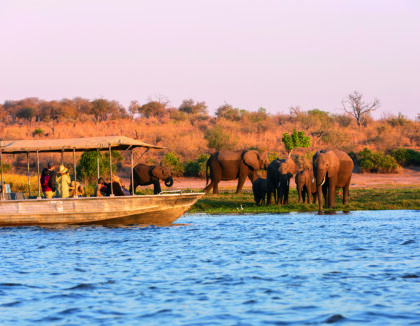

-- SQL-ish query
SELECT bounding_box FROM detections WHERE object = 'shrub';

[77,150,122,182]
[391,148,420,166]
[357,148,399,173]
[205,126,232,150]
[184,153,210,177]
[162,152,184,176]
[1,163,12,173]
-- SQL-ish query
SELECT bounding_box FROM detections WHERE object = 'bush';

[77,150,122,182]
[357,148,399,173]
[184,153,210,177]
[162,152,184,176]
[390,148,420,166]
[1,163,12,173]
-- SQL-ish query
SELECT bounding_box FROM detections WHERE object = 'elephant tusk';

[312,178,315,183]
[320,176,326,186]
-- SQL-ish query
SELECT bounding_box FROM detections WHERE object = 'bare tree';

[342,91,380,127]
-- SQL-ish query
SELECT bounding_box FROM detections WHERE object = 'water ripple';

[0,210,418,325]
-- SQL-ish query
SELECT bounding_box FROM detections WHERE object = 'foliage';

[184,153,210,177]
[33,128,44,137]
[216,104,241,121]
[386,113,410,127]
[282,129,311,155]
[356,148,399,173]
[77,150,122,182]
[1,163,12,173]
[162,152,184,176]
[138,101,167,118]
[390,148,420,166]
[178,99,208,115]
[205,125,232,150]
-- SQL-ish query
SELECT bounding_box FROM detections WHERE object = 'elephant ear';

[280,158,298,175]
[151,166,165,179]
[242,150,260,170]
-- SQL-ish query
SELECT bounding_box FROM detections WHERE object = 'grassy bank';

[190,188,420,214]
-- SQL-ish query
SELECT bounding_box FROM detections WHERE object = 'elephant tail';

[206,159,210,186]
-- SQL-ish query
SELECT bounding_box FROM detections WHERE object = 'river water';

[0,210,419,325]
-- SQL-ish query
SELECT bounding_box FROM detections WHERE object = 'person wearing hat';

[40,162,57,198]
[56,165,71,198]
[70,181,85,197]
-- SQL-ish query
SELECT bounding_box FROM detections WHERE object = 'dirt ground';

[139,168,420,192]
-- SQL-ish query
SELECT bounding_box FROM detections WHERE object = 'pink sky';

[1,0,419,118]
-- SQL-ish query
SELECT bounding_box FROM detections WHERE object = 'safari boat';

[0,136,203,226]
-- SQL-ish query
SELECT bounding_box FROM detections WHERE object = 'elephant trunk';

[164,176,174,187]
[316,169,326,213]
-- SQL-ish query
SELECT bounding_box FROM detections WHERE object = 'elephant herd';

[204,149,354,212]
[130,148,353,212]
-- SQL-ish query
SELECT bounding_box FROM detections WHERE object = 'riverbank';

[174,169,420,213]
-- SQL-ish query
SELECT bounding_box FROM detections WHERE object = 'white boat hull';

[0,193,203,226]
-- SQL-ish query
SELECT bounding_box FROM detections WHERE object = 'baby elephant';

[252,178,270,206]
[295,169,317,204]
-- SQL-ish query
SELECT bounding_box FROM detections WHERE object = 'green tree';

[216,104,241,121]
[282,129,311,156]
[179,99,208,115]
[139,101,167,118]
[77,150,122,182]
[162,152,184,176]
[205,126,232,150]
[90,99,109,125]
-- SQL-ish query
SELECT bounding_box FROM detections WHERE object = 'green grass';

[190,188,420,214]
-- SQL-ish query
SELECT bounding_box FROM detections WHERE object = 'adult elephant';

[130,163,173,195]
[295,169,317,204]
[203,150,270,194]
[267,157,298,205]
[313,149,354,212]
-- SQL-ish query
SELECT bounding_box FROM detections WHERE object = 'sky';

[1,0,419,118]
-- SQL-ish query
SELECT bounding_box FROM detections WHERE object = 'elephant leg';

[297,185,302,203]
[328,184,336,208]
[313,193,317,204]
[203,181,213,194]
[153,180,161,195]
[236,173,248,194]
[322,184,328,207]
[302,186,307,204]
[343,180,351,204]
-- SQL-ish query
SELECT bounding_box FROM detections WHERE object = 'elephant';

[203,150,270,194]
[313,149,354,212]
[130,163,174,195]
[295,169,317,204]
[252,178,270,206]
[267,157,298,205]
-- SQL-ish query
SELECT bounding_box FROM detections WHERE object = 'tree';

[178,99,208,115]
[216,104,241,121]
[205,125,233,150]
[282,129,310,156]
[128,100,140,120]
[90,99,109,125]
[138,101,167,118]
[16,107,36,127]
[342,91,380,127]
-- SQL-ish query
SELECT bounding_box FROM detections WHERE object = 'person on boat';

[70,181,85,197]
[106,176,127,196]
[94,177,108,197]
[40,162,57,198]
[56,165,71,198]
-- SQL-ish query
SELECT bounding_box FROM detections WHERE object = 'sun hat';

[58,165,68,174]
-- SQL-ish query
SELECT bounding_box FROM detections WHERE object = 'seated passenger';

[56,165,71,198]
[106,176,126,196]
[94,177,108,197]
[70,181,85,197]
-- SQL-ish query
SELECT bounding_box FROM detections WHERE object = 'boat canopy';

[0,136,164,154]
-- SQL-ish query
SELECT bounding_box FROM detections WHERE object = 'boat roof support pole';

[0,151,4,200]
[131,150,134,195]
[61,150,64,165]
[109,145,114,196]
[73,148,76,198]
[97,149,100,182]
[27,152,31,199]
[37,150,40,199]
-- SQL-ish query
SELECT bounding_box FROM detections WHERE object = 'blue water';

[0,211,419,325]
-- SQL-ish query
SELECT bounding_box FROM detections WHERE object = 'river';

[0,210,419,325]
